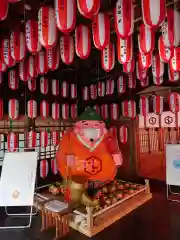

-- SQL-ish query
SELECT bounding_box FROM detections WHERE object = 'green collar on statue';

[77,134,105,152]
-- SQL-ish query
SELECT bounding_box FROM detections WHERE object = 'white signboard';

[0,151,38,206]
[166,144,180,186]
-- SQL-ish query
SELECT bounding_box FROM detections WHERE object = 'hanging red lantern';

[55,0,76,33]
[123,57,135,73]
[0,51,7,72]
[117,75,126,94]
[28,78,36,92]
[0,0,8,21]
[168,65,180,82]
[119,125,128,144]
[153,76,163,85]
[110,103,119,120]
[25,19,42,54]
[52,102,60,120]
[122,100,136,119]
[61,81,68,98]
[90,84,97,99]
[51,131,59,146]
[51,159,58,175]
[168,92,180,113]
[98,81,105,97]
[40,131,49,148]
[27,100,37,119]
[70,84,77,99]
[40,159,49,178]
[35,50,48,75]
[47,45,60,71]
[152,53,164,78]
[139,96,149,116]
[101,104,109,120]
[170,47,180,72]
[128,72,136,89]
[1,38,16,67]
[106,79,115,95]
[140,76,149,88]
[138,52,152,70]
[10,30,26,61]
[19,59,29,82]
[8,99,19,120]
[101,42,115,72]
[114,0,134,39]
[40,76,49,95]
[7,132,18,152]
[92,12,110,50]
[75,25,91,59]
[141,0,166,28]
[117,36,133,64]
[60,35,74,65]
[0,99,4,120]
[136,61,147,80]
[38,6,57,49]
[62,103,69,120]
[52,79,59,96]
[8,69,18,90]
[138,24,155,54]
[40,100,49,119]
[82,86,89,101]
[153,96,163,114]
[77,0,100,19]
[71,104,77,120]
[158,36,173,63]
[27,55,38,78]
[27,131,37,148]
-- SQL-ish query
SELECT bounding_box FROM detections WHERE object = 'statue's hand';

[112,152,123,167]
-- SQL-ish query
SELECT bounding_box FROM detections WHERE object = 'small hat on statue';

[78,107,102,121]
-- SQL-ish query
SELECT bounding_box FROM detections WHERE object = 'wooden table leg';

[41,209,46,232]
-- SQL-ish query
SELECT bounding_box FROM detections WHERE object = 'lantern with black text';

[139,96,149,116]
[25,19,42,54]
[38,6,57,49]
[168,92,180,113]
[61,81,68,98]
[40,76,49,95]
[153,96,163,114]
[0,51,7,72]
[82,86,89,101]
[55,0,76,33]
[7,132,18,152]
[40,159,49,178]
[122,100,136,118]
[110,103,119,120]
[92,12,110,50]
[140,76,149,88]
[28,78,36,92]
[128,72,136,89]
[27,100,37,119]
[153,76,163,85]
[152,53,164,78]
[40,100,49,119]
[52,79,59,96]
[52,102,60,120]
[101,42,115,72]
[77,0,100,19]
[158,36,173,62]
[8,99,19,120]
[36,50,48,75]
[71,104,77,120]
[62,103,69,120]
[0,0,8,21]
[40,131,49,148]
[117,36,133,64]
[123,57,135,73]
[98,81,105,97]
[90,84,97,99]
[27,55,38,78]
[51,131,59,146]
[10,31,26,61]
[75,25,91,59]
[141,0,166,28]
[117,75,126,94]
[101,104,109,120]
[27,131,37,148]
[138,24,154,54]
[19,59,29,81]
[51,159,58,175]
[106,79,114,95]
[8,69,18,90]
[60,35,74,65]
[1,38,15,67]
[47,45,60,71]
[70,84,77,99]
[114,0,134,39]
[170,48,180,72]
[138,52,152,70]
[120,125,128,144]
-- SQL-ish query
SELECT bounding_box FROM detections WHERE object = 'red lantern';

[40,76,49,95]
[123,57,135,73]
[55,0,76,33]
[38,6,57,49]
[27,100,37,119]
[101,42,115,72]
[117,36,133,64]
[10,31,26,61]
[152,53,164,78]
[61,81,68,98]
[158,36,173,63]
[27,55,38,78]
[77,0,100,19]
[40,160,49,178]
[0,0,8,20]
[75,25,91,59]
[128,72,136,89]
[0,99,4,120]
[47,45,60,71]
[35,50,48,75]
[90,84,97,99]
[51,131,59,146]
[40,100,49,119]
[70,84,77,99]
[40,131,49,148]
[71,104,77,120]
[8,99,19,120]
[25,19,42,54]
[138,52,152,69]
[138,24,155,54]
[106,79,114,95]
[28,78,36,92]
[7,132,18,152]
[168,65,180,82]
[0,51,7,72]
[139,96,149,116]
[153,76,163,85]
[52,79,59,96]
[101,104,109,120]
[27,131,37,148]
[1,38,16,67]
[19,59,29,82]
[136,61,147,80]
[168,92,180,113]
[82,87,89,101]
[119,125,128,144]
[92,12,110,50]
[117,75,126,94]
[60,35,74,65]
[8,69,18,90]
[51,159,58,175]
[140,76,149,88]
[110,103,119,120]
[170,47,180,72]
[52,102,60,120]
[62,103,69,120]
[98,81,105,97]
[114,0,134,38]
[122,100,136,118]
[153,96,163,114]
[141,0,166,28]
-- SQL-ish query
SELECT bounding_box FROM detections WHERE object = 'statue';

[56,107,123,206]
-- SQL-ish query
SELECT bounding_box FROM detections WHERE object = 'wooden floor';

[0,181,180,240]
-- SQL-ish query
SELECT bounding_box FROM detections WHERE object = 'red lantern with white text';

[27,55,38,78]
[128,72,136,89]
[101,42,115,72]
[40,76,49,95]
[27,131,37,148]
[1,38,15,67]
[52,79,59,96]
[51,131,59,146]
[40,159,49,178]
[90,84,97,99]
[117,75,126,94]
[27,100,37,119]
[19,59,29,81]
[168,92,180,113]
[60,35,74,65]
[52,102,60,120]
[152,53,164,78]
[40,100,49,119]
[10,31,26,61]
[8,69,18,90]
[170,48,180,72]
[138,24,154,54]
[106,79,114,95]
[36,50,48,75]
[139,96,149,116]
[40,131,48,148]
[138,51,152,70]
[123,57,135,73]
[136,61,147,80]
[7,132,18,152]
[8,99,19,120]
[158,36,173,62]
[110,103,119,120]
[117,36,133,64]
[98,81,105,97]
[47,45,60,71]
[122,100,136,118]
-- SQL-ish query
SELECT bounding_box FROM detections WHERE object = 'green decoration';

[10,119,13,130]
[77,107,102,121]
